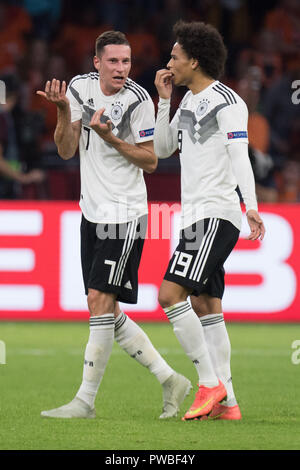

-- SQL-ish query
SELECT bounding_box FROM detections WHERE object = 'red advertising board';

[0,201,299,322]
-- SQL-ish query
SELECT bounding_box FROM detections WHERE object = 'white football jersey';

[168,80,249,230]
[66,72,155,223]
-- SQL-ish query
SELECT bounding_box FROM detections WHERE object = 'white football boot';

[41,397,96,419]
[159,373,192,419]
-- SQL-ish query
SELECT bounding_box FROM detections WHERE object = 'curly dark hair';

[173,20,227,80]
[95,31,130,57]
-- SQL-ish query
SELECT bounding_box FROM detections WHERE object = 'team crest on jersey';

[111,103,123,120]
[196,99,209,117]
[87,98,95,107]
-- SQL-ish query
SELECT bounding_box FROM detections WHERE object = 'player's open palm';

[36,79,69,109]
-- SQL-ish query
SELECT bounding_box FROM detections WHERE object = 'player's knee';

[87,290,99,314]
[158,290,176,309]
[87,289,115,315]
[191,294,222,316]
[158,283,189,310]
[190,297,207,316]
[158,295,170,309]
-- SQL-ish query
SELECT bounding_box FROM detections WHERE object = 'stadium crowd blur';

[0,0,300,202]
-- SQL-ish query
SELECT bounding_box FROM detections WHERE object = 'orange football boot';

[201,403,242,420]
[182,380,227,421]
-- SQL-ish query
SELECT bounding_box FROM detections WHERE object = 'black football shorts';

[164,217,239,299]
[80,214,147,303]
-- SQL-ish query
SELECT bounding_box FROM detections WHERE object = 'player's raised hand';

[36,79,69,109]
[89,108,113,141]
[154,69,173,99]
[246,209,265,241]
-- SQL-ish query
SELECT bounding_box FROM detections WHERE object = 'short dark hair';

[173,20,227,80]
[95,30,130,56]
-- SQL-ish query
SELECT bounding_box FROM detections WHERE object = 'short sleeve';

[66,80,82,123]
[130,98,155,144]
[217,100,249,146]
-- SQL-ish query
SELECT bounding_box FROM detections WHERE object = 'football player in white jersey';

[154,20,265,421]
[37,30,191,419]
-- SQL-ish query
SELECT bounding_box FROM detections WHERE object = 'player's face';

[167,42,195,87]
[94,44,131,95]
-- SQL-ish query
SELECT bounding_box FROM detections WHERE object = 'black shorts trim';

[164,218,239,298]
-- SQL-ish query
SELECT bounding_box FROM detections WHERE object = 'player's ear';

[191,58,199,71]
[93,55,100,71]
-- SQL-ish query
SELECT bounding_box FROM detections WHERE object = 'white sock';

[76,314,115,408]
[200,313,237,406]
[164,301,218,387]
[115,311,174,384]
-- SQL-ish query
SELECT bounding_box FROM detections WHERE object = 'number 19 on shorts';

[170,251,193,278]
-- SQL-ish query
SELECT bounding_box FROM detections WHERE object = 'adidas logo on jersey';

[124,280,132,290]
[87,98,94,107]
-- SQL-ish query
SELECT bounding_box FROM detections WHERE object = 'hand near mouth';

[90,108,114,143]
[154,68,173,99]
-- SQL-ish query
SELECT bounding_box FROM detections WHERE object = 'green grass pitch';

[0,321,299,450]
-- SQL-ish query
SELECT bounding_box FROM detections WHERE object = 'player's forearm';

[228,142,258,212]
[100,134,157,173]
[114,139,157,173]
[54,106,78,159]
[154,98,177,159]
